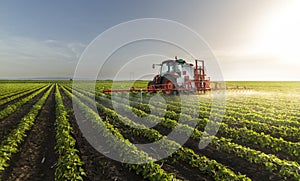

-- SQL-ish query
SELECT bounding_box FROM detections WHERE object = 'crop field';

[0,80,299,181]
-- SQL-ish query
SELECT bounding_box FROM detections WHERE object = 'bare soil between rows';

[0,86,45,110]
[0,87,49,143]
[1,87,57,181]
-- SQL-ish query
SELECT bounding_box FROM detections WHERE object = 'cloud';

[0,35,86,62]
[0,35,86,78]
[67,42,87,59]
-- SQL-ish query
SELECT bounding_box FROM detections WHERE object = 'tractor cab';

[160,59,185,77]
[148,57,210,95]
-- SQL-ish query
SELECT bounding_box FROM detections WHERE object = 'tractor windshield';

[161,61,182,75]
[174,62,182,73]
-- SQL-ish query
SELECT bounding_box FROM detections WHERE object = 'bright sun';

[256,0,300,64]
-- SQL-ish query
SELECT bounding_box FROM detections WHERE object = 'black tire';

[162,77,176,95]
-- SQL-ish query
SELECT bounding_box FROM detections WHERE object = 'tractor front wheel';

[163,79,175,95]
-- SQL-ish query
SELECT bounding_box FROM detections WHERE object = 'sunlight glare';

[257,0,300,64]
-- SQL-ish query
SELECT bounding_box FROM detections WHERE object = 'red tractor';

[102,57,211,95]
[148,57,211,95]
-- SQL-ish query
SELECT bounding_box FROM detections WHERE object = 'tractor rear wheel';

[162,78,175,95]
[147,81,156,93]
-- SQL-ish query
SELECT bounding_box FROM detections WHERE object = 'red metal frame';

[192,60,210,92]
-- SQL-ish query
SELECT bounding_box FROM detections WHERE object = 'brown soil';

[0,87,49,143]
[1,87,57,181]
[0,86,45,110]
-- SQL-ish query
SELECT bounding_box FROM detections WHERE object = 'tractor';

[102,57,249,95]
[147,57,211,95]
[102,57,211,95]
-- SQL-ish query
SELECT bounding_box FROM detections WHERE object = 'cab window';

[175,63,182,73]
[161,61,181,75]
[161,63,169,75]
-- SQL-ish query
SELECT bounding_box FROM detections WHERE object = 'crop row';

[226,97,300,125]
[0,84,45,101]
[101,91,299,160]
[0,83,44,97]
[54,85,86,180]
[63,86,251,180]
[114,96,300,180]
[173,96,299,129]
[63,86,254,180]
[172,103,300,143]
[68,85,299,159]
[127,93,300,129]
[121,93,300,158]
[222,115,299,142]
[225,109,300,129]
[157,97,299,143]
[227,95,299,113]
[165,102,299,143]
[127,95,300,161]
[83,88,300,180]
[0,84,50,121]
[76,85,300,144]
[147,93,300,129]
[65,85,300,180]
[60,86,180,181]
[0,85,45,106]
[0,85,53,175]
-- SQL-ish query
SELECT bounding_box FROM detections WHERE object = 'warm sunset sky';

[0,0,299,80]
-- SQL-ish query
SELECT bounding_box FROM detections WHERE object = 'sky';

[0,0,299,81]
